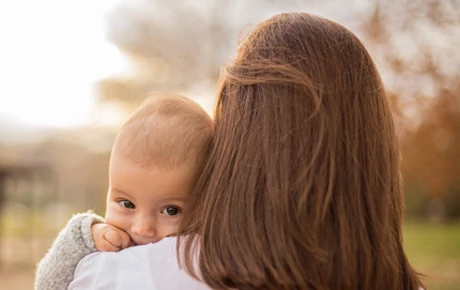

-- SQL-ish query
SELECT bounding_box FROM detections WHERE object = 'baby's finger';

[103,229,123,249]
[117,230,132,249]
[98,241,119,252]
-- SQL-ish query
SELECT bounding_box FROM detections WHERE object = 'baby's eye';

[119,200,135,209]
[162,206,181,216]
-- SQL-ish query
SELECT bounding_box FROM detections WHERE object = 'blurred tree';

[362,0,460,218]
[96,0,236,106]
[95,0,322,106]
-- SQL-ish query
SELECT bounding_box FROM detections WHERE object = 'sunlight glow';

[0,0,126,128]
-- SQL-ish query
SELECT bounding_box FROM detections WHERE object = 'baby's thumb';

[118,231,132,249]
[104,229,122,248]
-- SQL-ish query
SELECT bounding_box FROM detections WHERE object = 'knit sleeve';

[34,212,105,290]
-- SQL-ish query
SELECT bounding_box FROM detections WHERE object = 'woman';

[71,12,423,290]
[178,12,423,289]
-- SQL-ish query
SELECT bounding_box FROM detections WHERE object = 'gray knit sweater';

[35,212,105,290]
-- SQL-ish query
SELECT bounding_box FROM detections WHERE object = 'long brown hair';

[179,13,423,290]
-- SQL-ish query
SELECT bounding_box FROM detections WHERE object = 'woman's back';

[179,13,423,290]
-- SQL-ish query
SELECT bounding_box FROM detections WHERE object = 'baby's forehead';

[109,156,197,199]
[112,126,205,169]
[111,147,199,173]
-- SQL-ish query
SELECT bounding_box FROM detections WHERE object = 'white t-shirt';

[69,237,210,290]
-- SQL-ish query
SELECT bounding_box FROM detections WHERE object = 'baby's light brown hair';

[111,94,213,170]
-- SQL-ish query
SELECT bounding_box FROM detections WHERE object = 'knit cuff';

[73,212,105,252]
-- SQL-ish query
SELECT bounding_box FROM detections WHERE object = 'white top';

[69,237,210,290]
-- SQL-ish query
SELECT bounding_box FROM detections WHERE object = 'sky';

[0,0,127,128]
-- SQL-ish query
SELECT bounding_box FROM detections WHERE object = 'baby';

[35,94,213,290]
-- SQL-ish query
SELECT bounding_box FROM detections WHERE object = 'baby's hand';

[91,223,132,252]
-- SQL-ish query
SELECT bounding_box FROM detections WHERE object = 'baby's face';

[105,154,195,245]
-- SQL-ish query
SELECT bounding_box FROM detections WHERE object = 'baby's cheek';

[105,206,130,233]
[160,219,181,238]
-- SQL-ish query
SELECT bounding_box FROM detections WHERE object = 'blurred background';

[0,0,459,289]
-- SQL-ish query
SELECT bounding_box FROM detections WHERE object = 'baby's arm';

[34,212,104,290]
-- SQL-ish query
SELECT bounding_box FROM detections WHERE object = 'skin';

[91,151,197,251]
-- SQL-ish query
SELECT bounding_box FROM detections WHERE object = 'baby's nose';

[132,217,156,238]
